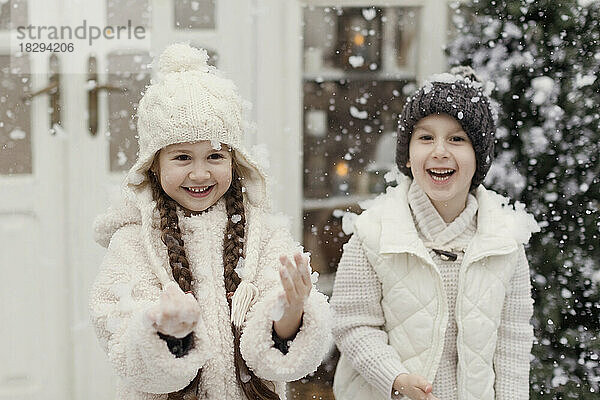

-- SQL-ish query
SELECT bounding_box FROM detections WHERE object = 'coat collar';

[375,175,539,266]
[377,177,435,267]
[463,185,519,265]
[94,183,265,287]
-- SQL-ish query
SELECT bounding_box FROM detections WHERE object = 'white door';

[0,1,69,399]
[1,1,255,399]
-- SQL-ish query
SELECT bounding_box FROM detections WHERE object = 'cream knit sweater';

[331,181,533,399]
[410,182,477,399]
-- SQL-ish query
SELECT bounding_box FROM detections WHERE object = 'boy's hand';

[393,373,439,400]
[146,281,201,338]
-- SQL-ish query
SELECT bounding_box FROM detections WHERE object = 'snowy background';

[447,1,600,398]
[0,0,598,399]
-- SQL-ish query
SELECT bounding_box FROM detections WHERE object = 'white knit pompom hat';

[124,42,268,209]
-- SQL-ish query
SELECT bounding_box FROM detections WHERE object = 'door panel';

[106,51,151,172]
[0,54,32,174]
[1,211,41,399]
[0,9,69,399]
[2,0,256,398]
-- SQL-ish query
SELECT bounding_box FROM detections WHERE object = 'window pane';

[0,54,32,175]
[106,0,151,29]
[303,79,410,201]
[298,8,420,397]
[174,0,216,30]
[303,6,420,75]
[107,51,151,173]
[301,6,418,273]
[392,7,420,71]
[0,0,28,30]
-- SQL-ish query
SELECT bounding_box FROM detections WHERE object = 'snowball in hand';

[146,281,201,338]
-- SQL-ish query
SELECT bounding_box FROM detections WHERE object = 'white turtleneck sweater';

[331,181,533,399]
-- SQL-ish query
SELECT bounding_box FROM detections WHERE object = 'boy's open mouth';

[427,168,455,182]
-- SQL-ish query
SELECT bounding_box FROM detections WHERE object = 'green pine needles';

[447,1,600,398]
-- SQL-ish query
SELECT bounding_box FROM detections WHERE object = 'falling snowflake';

[348,55,365,68]
[9,129,26,140]
[349,106,368,119]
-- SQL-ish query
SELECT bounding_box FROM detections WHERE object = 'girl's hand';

[393,373,439,400]
[273,253,312,339]
[146,281,201,338]
[279,253,312,311]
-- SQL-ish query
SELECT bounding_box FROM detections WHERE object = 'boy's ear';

[406,161,411,168]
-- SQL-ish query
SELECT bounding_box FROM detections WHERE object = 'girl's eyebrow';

[209,148,231,155]
[165,147,192,154]
[164,144,230,155]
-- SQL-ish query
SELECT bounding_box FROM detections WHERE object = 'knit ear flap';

[449,65,480,83]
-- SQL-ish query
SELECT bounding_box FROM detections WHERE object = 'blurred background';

[0,0,598,399]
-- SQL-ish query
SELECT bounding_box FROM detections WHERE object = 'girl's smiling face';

[408,113,476,220]
[155,140,233,212]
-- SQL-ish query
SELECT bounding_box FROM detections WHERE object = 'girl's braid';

[149,171,192,292]
[149,156,279,399]
[148,171,200,399]
[224,164,280,400]
[223,170,245,294]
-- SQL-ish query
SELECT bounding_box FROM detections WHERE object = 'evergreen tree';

[447,1,600,398]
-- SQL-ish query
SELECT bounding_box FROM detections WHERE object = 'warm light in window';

[353,33,365,46]
[335,161,349,177]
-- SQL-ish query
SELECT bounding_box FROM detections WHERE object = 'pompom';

[450,65,480,82]
[158,43,211,74]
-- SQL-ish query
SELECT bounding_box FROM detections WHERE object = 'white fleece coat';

[90,188,332,399]
[332,175,539,400]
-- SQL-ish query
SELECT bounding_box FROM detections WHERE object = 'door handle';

[87,55,128,136]
[22,54,61,134]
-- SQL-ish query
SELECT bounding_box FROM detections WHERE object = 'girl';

[331,67,539,400]
[90,43,331,400]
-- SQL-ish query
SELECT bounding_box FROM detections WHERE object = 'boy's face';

[155,140,233,212]
[408,113,476,214]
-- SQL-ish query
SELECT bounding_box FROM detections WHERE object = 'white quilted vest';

[334,177,534,400]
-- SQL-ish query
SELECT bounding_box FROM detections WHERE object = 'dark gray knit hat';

[396,66,496,189]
